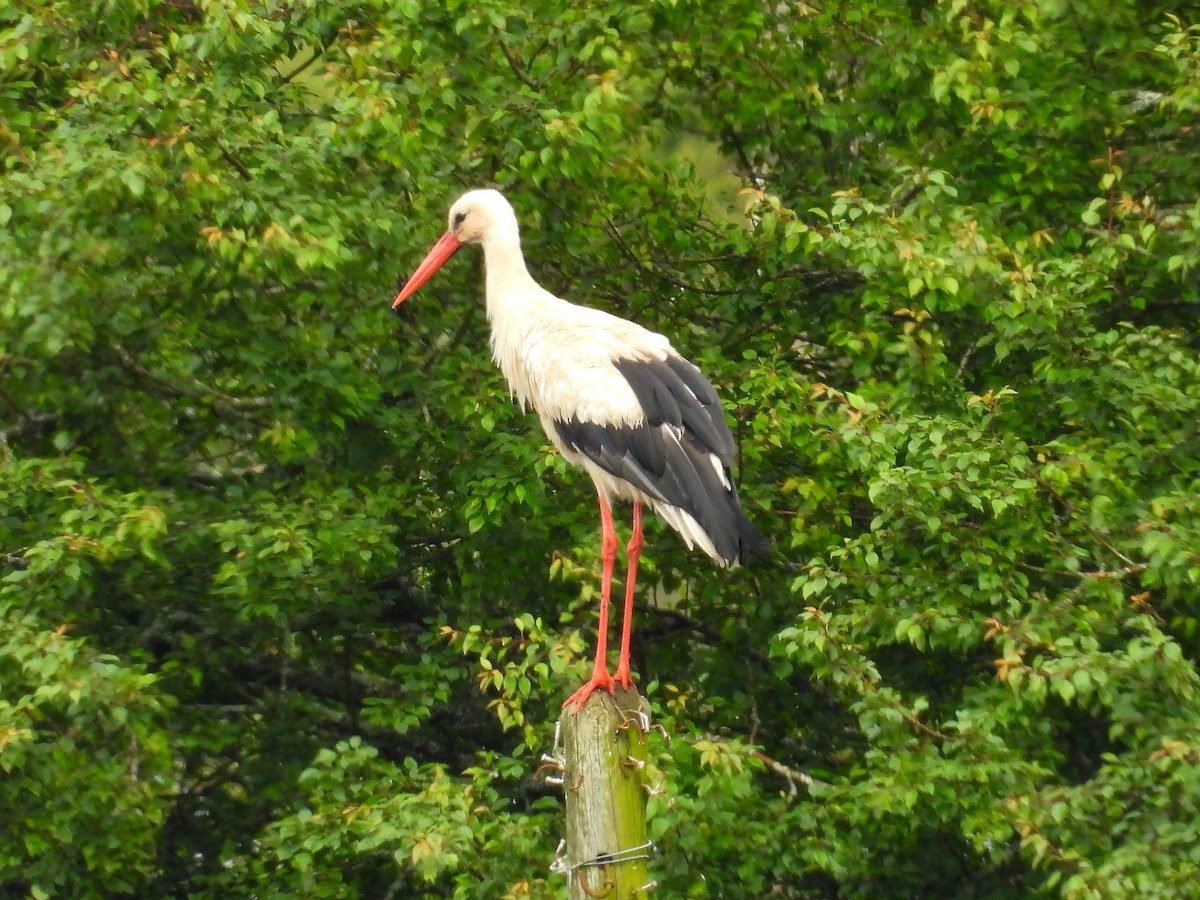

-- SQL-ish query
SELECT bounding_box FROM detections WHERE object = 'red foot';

[562,671,614,714]
[612,664,635,690]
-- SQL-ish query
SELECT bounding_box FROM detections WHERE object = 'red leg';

[563,492,617,713]
[613,500,642,689]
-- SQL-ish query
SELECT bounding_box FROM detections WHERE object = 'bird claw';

[562,672,614,714]
[612,666,634,690]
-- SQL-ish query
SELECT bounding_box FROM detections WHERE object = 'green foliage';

[3,0,1199,896]
[0,600,171,897]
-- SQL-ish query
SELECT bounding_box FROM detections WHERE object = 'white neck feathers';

[481,232,538,321]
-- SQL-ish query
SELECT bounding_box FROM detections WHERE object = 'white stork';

[393,189,766,712]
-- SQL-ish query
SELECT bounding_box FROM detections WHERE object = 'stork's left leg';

[562,492,617,713]
[613,500,642,689]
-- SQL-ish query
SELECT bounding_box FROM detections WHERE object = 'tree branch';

[495,37,540,91]
[602,218,746,298]
[751,749,815,796]
[109,341,277,414]
[642,606,771,667]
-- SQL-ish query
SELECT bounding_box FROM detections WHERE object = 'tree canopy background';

[3,0,1200,897]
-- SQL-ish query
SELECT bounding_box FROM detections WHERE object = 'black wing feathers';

[613,355,735,462]
[554,354,766,565]
[555,419,664,502]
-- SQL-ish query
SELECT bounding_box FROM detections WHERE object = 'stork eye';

[453,211,467,228]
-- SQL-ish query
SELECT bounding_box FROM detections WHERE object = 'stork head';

[447,189,519,246]
[392,189,519,308]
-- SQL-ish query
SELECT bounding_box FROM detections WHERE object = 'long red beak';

[392,230,463,308]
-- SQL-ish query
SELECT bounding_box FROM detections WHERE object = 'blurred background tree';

[2,0,1199,896]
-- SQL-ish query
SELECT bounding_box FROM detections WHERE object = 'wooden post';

[554,687,653,898]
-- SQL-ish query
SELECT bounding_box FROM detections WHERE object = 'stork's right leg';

[613,500,642,689]
[563,491,617,713]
